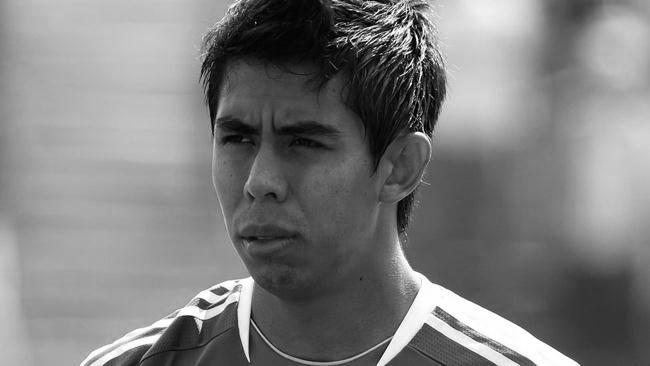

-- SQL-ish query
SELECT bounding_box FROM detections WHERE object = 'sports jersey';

[80,272,579,366]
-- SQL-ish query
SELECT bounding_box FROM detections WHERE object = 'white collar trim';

[237,277,255,363]
[376,272,440,366]
[236,272,440,366]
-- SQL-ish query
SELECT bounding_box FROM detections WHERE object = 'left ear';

[377,132,432,203]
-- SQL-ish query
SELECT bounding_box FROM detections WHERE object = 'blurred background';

[0,0,648,365]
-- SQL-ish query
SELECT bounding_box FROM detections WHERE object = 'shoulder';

[79,278,246,366]
[412,283,579,366]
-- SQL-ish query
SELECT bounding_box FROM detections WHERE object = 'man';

[81,0,579,365]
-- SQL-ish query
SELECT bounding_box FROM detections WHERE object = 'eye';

[220,135,254,145]
[290,137,324,149]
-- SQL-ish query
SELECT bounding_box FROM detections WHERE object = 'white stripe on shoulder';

[425,314,520,366]
[80,319,171,366]
[80,279,246,366]
[83,335,161,366]
[177,289,240,320]
[80,343,114,366]
[194,279,240,303]
[435,286,579,366]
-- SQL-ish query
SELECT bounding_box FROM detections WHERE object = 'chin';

[250,263,318,301]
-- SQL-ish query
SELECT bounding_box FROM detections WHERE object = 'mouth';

[239,225,298,257]
[241,235,296,257]
[242,236,287,241]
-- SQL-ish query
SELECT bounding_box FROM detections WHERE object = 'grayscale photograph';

[0,1,648,365]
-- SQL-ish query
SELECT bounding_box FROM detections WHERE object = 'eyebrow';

[215,116,341,138]
[276,120,341,138]
[215,116,258,135]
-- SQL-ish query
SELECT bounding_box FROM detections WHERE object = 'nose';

[243,146,288,202]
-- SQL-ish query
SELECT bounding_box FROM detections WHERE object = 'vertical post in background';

[0,2,33,364]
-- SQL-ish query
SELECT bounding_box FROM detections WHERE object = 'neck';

[250,242,420,362]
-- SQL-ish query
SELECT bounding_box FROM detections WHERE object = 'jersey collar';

[235,272,441,365]
[237,277,255,363]
[376,272,441,365]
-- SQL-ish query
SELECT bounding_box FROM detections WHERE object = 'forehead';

[220,60,322,96]
[216,60,361,130]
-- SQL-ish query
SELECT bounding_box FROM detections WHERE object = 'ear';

[377,132,432,203]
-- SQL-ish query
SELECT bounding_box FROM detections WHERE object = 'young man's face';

[212,60,384,298]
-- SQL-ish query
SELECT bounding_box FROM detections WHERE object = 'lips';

[238,224,298,256]
[239,224,296,241]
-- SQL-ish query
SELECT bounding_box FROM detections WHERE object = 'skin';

[211,59,429,362]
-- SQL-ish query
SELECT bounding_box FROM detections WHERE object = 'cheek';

[301,159,375,229]
[212,158,243,215]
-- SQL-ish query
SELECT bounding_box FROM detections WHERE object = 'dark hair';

[201,0,446,233]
